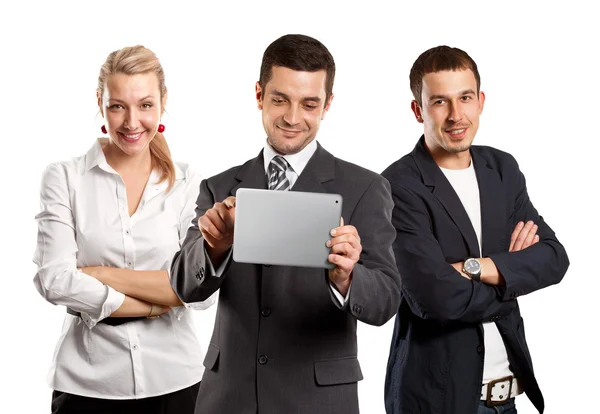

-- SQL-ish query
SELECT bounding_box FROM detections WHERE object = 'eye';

[461,96,472,101]
[272,98,285,104]
[141,103,153,109]
[109,104,123,110]
[304,104,318,110]
[433,99,445,105]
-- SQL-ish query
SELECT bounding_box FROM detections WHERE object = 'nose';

[448,102,463,123]
[283,104,301,126]
[124,109,140,130]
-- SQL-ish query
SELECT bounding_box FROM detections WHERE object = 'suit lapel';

[472,149,507,256]
[231,143,336,196]
[289,142,336,193]
[412,137,480,258]
[231,150,268,196]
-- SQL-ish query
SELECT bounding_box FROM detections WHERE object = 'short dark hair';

[410,46,481,107]
[259,34,335,105]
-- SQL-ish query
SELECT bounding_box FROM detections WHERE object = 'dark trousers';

[51,381,201,414]
[477,398,517,414]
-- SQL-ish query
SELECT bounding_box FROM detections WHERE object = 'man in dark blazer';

[383,46,569,414]
[170,34,401,414]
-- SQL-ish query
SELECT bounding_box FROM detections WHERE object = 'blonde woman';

[33,45,213,414]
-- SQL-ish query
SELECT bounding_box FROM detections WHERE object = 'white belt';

[480,376,522,406]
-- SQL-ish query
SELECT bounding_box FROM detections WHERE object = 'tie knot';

[269,155,289,174]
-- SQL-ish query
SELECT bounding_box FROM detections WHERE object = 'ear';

[97,90,104,117]
[321,93,334,120]
[478,91,485,114]
[161,88,168,116]
[255,81,263,110]
[411,100,424,123]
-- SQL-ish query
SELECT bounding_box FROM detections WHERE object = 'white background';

[1,1,597,413]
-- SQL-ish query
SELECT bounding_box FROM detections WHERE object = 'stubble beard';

[267,134,315,155]
[445,142,471,154]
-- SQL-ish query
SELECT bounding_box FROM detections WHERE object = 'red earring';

[157,124,165,133]
[101,125,107,134]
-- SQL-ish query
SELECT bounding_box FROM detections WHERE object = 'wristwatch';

[463,258,482,282]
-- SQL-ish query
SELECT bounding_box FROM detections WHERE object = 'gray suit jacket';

[171,143,401,414]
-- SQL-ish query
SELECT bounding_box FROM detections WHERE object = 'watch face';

[465,259,481,274]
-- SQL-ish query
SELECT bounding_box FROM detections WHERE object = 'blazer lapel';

[472,149,507,256]
[289,142,336,193]
[231,150,268,196]
[412,136,480,258]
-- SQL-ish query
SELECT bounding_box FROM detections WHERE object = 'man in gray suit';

[170,34,401,414]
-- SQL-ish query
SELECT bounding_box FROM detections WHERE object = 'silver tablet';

[233,188,343,269]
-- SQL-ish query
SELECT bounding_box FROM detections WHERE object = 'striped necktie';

[268,155,291,191]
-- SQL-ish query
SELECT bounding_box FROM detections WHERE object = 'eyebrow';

[270,89,322,103]
[429,89,476,101]
[109,95,156,103]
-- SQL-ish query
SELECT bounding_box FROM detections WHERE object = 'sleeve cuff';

[183,291,218,311]
[81,287,126,329]
[177,245,229,311]
[205,247,232,278]
[330,281,352,306]
[488,253,518,301]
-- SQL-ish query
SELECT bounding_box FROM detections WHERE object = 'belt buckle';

[485,375,513,407]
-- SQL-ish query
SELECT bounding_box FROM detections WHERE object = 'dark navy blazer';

[382,137,569,414]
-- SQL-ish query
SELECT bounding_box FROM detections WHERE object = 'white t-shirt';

[440,161,513,384]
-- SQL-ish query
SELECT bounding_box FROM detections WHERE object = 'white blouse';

[33,138,215,399]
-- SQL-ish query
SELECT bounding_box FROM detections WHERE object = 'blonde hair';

[98,45,175,190]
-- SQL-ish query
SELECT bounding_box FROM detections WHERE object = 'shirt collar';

[84,138,110,172]
[439,158,475,174]
[84,138,185,181]
[262,139,318,176]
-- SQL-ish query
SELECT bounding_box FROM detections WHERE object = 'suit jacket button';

[477,345,484,354]
[261,308,271,317]
[258,355,268,365]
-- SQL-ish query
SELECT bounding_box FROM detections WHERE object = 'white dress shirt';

[440,162,514,384]
[33,138,215,399]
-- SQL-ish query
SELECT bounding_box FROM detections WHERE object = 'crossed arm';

[33,162,207,324]
[80,267,177,314]
[33,164,169,325]
[451,220,541,284]
[390,181,567,325]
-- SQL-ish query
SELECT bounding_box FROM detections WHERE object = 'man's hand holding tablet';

[326,217,362,296]
[201,189,361,295]
[199,195,236,268]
